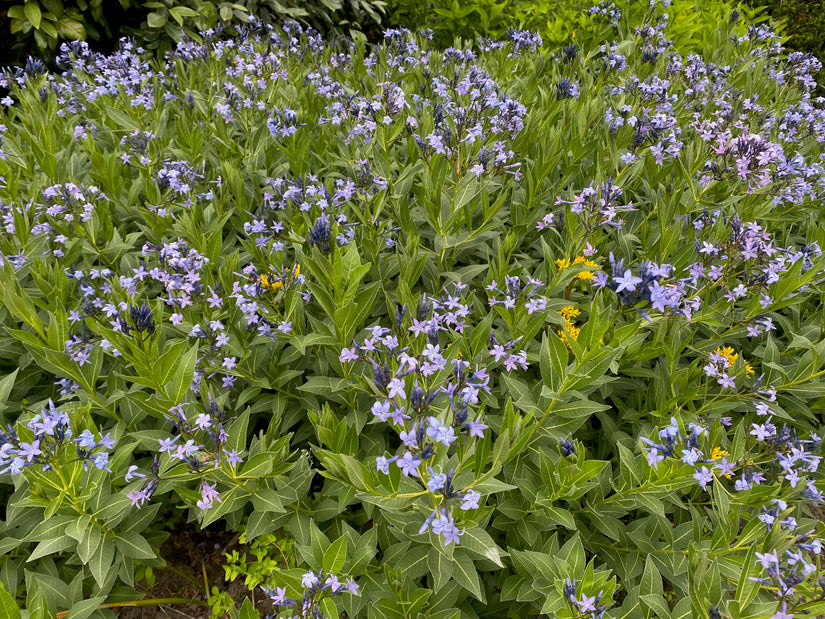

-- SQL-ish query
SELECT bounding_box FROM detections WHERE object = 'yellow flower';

[558,319,579,349]
[557,305,581,321]
[259,273,283,292]
[713,346,738,367]
[745,363,754,376]
[293,264,301,278]
[710,447,729,460]
[555,258,571,269]
[576,271,595,281]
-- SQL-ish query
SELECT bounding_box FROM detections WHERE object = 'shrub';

[386,0,768,52]
[0,3,825,618]
[745,0,825,61]
[1,0,386,68]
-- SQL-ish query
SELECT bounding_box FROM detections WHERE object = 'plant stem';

[54,598,209,618]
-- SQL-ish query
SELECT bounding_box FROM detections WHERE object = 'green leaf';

[114,534,155,560]
[451,551,483,601]
[239,453,275,478]
[0,369,18,413]
[25,571,68,609]
[104,105,140,131]
[472,477,517,495]
[0,582,20,619]
[551,399,610,419]
[543,506,577,529]
[26,515,74,542]
[89,537,115,587]
[155,340,187,388]
[469,313,493,359]
[239,598,258,619]
[24,2,42,29]
[641,594,671,619]
[251,488,287,513]
[322,536,347,574]
[28,536,75,562]
[641,558,663,596]
[735,543,760,611]
[169,343,199,402]
[460,528,505,567]
[66,596,106,619]
[541,331,568,390]
[244,510,277,541]
[318,597,338,619]
[427,547,453,592]
[169,5,199,25]
[76,525,102,564]
[56,18,85,39]
[146,11,166,28]
[66,515,92,542]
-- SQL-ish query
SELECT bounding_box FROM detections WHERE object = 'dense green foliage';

[1,0,386,66]
[745,0,825,63]
[3,0,824,74]
[1,2,825,618]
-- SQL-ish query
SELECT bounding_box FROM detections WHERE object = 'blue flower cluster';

[340,284,497,545]
[752,530,824,612]
[0,400,113,475]
[126,398,243,509]
[642,403,822,500]
[553,180,636,233]
[254,170,389,254]
[261,569,358,619]
[593,253,676,318]
[564,577,607,619]
[308,28,526,179]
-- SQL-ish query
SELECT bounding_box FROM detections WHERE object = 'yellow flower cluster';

[259,273,284,292]
[711,447,732,478]
[557,305,580,347]
[257,264,300,293]
[713,346,755,376]
[710,447,729,460]
[555,255,599,281]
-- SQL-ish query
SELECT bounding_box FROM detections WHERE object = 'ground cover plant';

[1,1,825,617]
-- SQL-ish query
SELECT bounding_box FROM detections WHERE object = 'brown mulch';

[114,521,273,618]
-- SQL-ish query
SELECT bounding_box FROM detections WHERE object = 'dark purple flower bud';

[130,303,155,334]
[563,578,577,603]
[417,294,431,319]
[25,56,46,76]
[442,469,459,498]
[411,383,425,412]
[308,214,332,255]
[433,103,444,126]
[144,477,159,500]
[455,402,468,426]
[556,78,580,100]
[371,360,390,392]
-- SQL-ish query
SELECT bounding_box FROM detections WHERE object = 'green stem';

[55,598,209,618]
[778,367,825,390]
